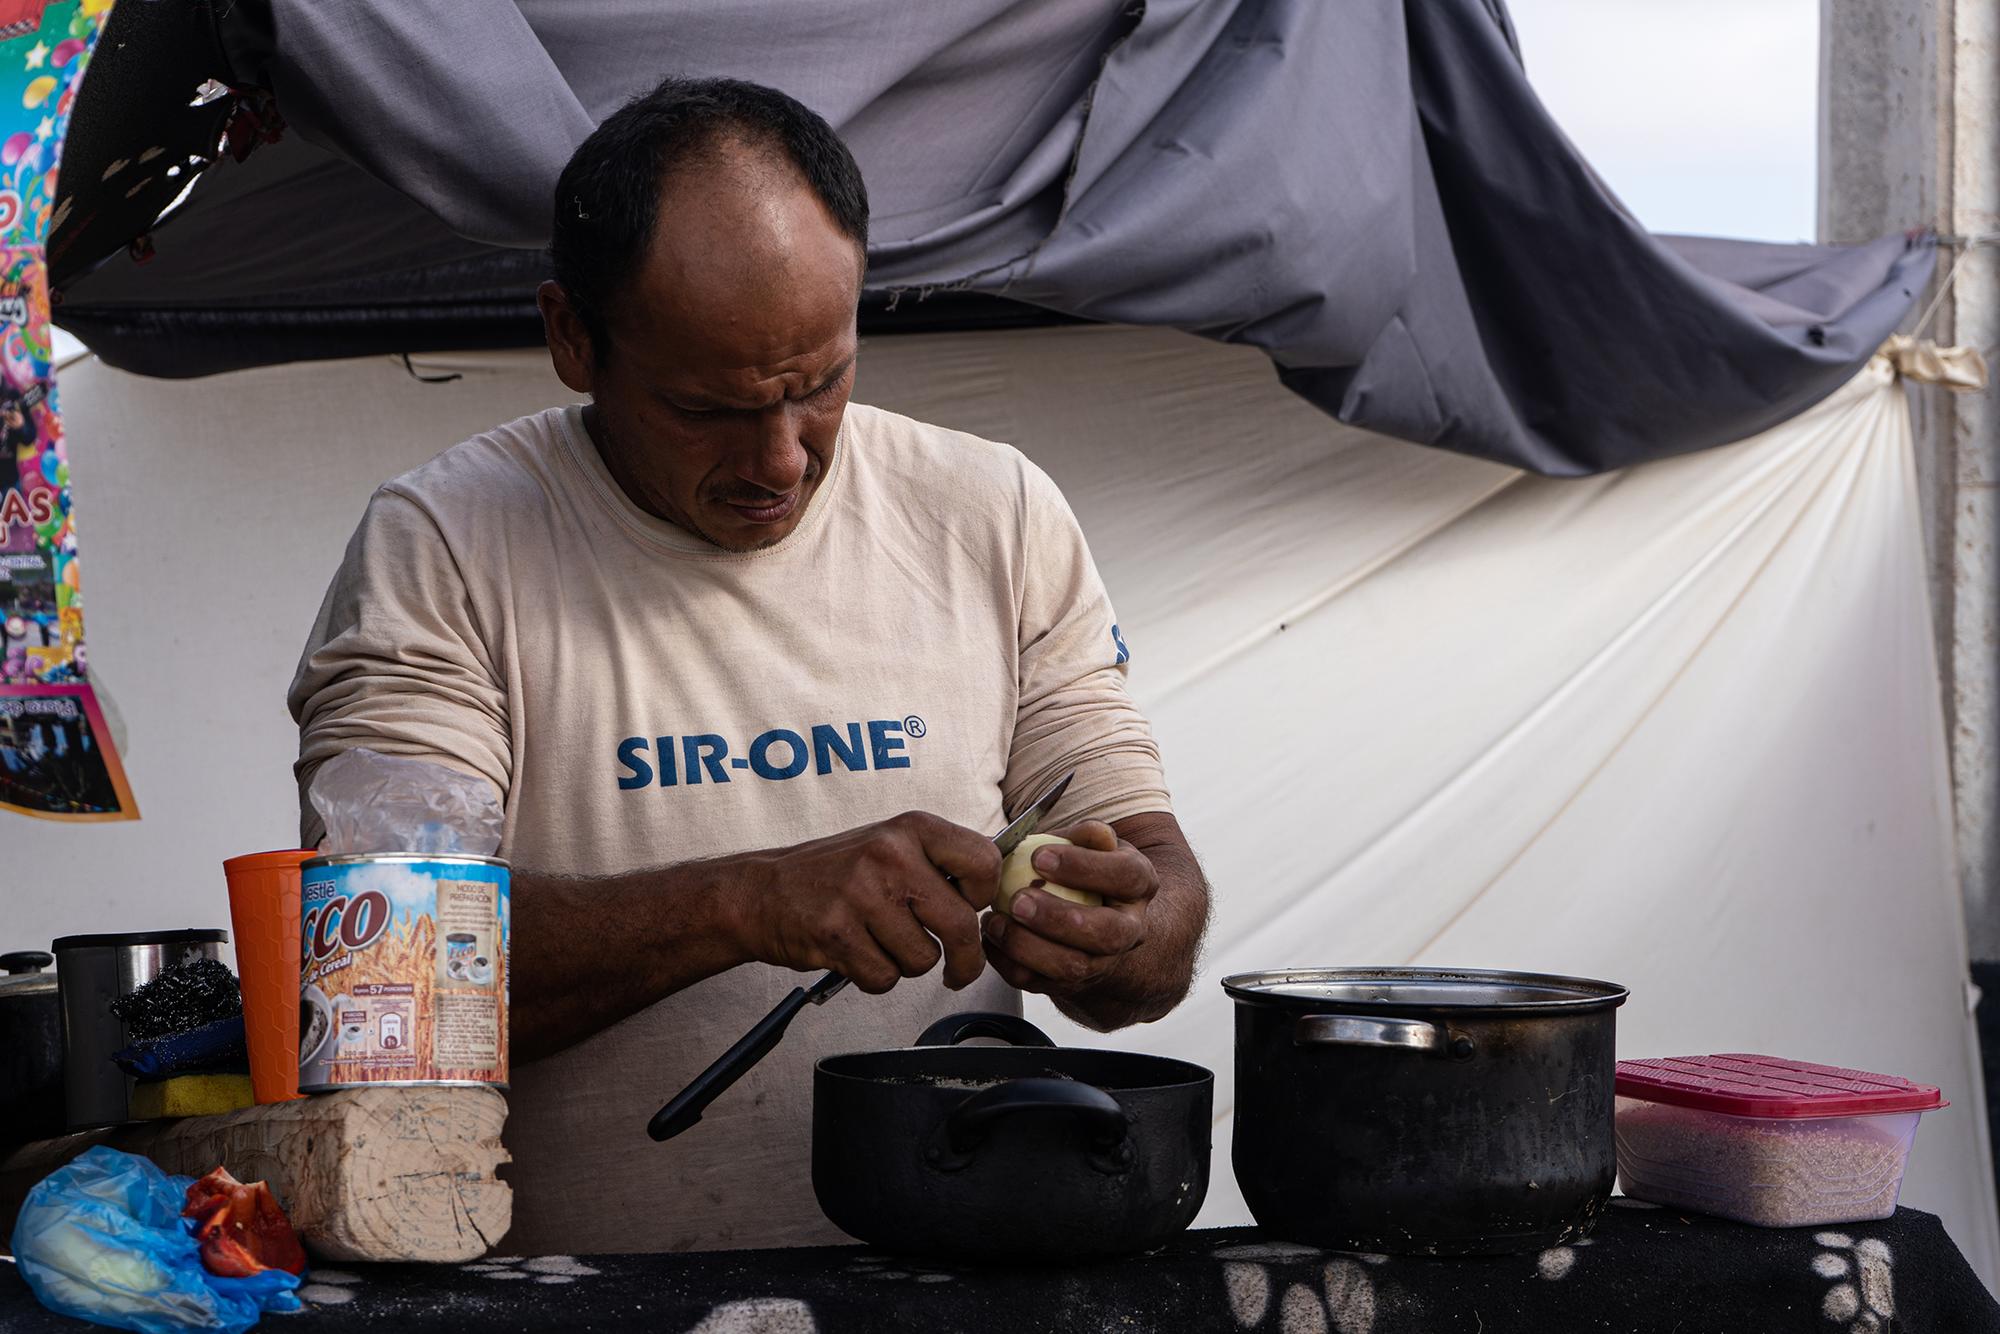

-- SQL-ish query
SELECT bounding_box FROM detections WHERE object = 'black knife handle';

[647,984,812,1141]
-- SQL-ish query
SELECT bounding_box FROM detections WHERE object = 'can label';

[299,856,509,1089]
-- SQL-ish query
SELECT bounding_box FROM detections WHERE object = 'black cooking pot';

[813,1012,1212,1263]
[0,950,64,1146]
[1226,967,1628,1256]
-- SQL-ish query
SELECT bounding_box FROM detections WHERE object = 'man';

[291,77,1209,1255]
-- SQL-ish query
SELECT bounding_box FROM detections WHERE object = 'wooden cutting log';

[0,1086,510,1262]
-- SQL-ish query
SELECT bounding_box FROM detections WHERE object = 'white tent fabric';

[12,325,1994,1283]
[844,329,1995,1280]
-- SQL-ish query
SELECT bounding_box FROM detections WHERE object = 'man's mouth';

[724,491,798,525]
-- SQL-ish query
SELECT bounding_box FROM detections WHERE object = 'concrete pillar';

[1822,0,2000,957]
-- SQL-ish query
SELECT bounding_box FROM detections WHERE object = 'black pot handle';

[1293,1013,1477,1061]
[914,1011,1056,1049]
[927,1077,1132,1173]
[0,951,53,974]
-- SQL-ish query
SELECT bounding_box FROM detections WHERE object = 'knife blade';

[802,769,1073,1011]
[990,769,1075,860]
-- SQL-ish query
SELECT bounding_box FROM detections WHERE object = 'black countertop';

[4,1202,1996,1332]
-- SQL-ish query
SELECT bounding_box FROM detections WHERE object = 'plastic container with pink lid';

[1613,1054,1946,1228]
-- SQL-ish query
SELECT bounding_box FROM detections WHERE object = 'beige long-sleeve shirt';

[289,401,1171,1254]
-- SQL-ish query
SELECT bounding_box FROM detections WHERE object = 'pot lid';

[0,950,57,998]
[51,928,228,951]
[1221,967,1628,1013]
[817,1044,1214,1091]
[1616,1054,1946,1119]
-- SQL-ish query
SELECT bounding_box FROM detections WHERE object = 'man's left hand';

[981,820,1158,996]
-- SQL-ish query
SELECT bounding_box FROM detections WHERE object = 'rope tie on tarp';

[1876,232,1994,390]
[1878,335,1989,391]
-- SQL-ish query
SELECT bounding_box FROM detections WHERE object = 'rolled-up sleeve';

[288,486,511,846]
[1003,463,1172,827]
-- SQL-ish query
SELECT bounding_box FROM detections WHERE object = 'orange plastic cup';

[223,849,317,1103]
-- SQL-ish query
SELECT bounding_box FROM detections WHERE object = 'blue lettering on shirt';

[812,722,867,775]
[1112,623,1130,665]
[615,737,653,790]
[868,719,909,770]
[616,717,924,791]
[683,734,729,784]
[750,728,810,780]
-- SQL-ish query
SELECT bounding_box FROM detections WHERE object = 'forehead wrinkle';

[669,338,855,410]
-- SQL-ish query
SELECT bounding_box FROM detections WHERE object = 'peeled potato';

[994,833,1103,916]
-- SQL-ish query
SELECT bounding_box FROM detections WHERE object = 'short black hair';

[549,76,870,355]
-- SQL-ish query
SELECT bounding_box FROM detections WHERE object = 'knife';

[647,770,1076,1142]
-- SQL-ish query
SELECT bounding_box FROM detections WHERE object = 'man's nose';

[731,405,809,493]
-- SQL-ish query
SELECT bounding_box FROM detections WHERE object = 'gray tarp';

[53,0,1931,474]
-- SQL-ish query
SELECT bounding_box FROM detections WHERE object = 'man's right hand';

[725,812,1003,993]
[510,810,1003,1062]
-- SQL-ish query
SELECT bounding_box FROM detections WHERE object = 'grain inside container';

[299,853,509,1091]
[1613,1053,1944,1228]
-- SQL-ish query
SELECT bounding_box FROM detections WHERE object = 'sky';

[1506,0,1820,243]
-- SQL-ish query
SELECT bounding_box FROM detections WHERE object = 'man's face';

[540,149,863,552]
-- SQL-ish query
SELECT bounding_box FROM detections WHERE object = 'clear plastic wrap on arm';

[307,747,503,857]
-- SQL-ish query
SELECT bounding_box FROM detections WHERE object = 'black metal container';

[813,1012,1213,1263]
[53,929,229,1129]
[1225,967,1628,1256]
[0,951,63,1146]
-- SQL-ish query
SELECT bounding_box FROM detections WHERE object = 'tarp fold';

[49,0,1931,475]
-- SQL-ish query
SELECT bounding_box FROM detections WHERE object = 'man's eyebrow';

[658,356,856,414]
[654,383,751,413]
[800,356,856,397]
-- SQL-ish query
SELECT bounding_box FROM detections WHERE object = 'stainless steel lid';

[0,950,57,998]
[1221,967,1628,1013]
[51,928,229,952]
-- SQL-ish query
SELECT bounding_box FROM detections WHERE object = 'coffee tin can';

[299,853,509,1092]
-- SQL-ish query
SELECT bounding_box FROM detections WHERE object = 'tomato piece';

[181,1166,308,1276]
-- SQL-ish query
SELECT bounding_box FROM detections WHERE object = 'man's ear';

[538,280,597,394]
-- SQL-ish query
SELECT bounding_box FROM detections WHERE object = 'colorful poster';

[0,0,133,819]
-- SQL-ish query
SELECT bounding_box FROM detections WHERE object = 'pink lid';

[1616,1054,1946,1119]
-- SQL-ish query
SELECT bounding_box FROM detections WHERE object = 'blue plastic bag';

[9,1146,303,1333]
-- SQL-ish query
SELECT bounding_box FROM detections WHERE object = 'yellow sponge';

[130,1074,255,1120]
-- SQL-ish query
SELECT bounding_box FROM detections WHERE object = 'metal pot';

[1225,967,1628,1256]
[0,950,63,1145]
[813,1012,1213,1263]
[53,929,229,1129]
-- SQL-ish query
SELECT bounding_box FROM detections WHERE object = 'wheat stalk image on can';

[299,853,510,1091]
